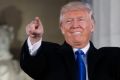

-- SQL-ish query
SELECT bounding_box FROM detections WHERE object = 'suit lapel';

[87,42,100,79]
[59,42,76,80]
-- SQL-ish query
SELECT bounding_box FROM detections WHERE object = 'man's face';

[60,9,94,48]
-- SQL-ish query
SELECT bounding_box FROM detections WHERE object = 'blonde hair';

[60,1,94,24]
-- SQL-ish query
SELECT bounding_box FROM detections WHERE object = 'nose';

[72,20,80,28]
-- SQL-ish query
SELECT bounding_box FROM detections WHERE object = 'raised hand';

[26,17,44,44]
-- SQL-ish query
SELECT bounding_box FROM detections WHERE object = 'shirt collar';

[73,42,90,55]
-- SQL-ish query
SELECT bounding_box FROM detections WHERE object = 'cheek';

[64,32,71,38]
[83,29,92,40]
[62,29,72,41]
[61,26,69,35]
[80,22,87,29]
[83,22,94,33]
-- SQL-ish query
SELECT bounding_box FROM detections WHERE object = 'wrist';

[29,36,42,45]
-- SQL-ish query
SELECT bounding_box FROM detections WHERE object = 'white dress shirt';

[27,37,42,55]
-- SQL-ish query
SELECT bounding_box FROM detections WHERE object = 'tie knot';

[75,49,84,56]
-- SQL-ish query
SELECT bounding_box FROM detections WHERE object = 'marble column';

[92,0,120,48]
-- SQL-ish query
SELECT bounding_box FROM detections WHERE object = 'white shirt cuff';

[27,37,42,56]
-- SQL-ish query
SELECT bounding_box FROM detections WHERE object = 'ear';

[60,26,65,34]
[59,23,65,34]
[90,19,95,32]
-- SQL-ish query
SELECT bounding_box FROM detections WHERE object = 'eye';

[64,18,73,24]
[78,18,86,22]
[66,20,72,23]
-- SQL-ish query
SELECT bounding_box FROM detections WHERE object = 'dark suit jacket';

[20,41,120,80]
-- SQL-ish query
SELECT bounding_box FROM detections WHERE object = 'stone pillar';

[92,0,120,48]
[110,0,120,46]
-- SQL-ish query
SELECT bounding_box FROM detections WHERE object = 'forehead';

[63,9,89,19]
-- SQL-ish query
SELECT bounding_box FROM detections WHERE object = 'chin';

[73,38,82,42]
[72,42,83,48]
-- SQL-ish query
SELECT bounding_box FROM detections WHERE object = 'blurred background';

[0,0,120,59]
[0,0,120,79]
[0,0,120,65]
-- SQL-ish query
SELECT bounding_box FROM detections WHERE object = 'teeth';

[72,32,81,35]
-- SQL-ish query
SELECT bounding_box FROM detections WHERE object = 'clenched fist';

[26,17,44,44]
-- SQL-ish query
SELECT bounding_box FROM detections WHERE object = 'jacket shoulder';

[98,47,120,52]
[98,47,120,56]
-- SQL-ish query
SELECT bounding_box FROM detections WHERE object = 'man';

[20,1,120,80]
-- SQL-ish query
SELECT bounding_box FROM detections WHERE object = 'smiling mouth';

[72,32,81,35]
